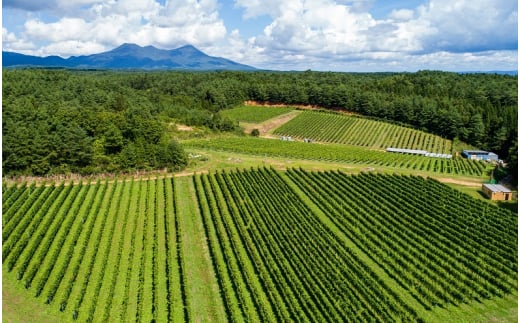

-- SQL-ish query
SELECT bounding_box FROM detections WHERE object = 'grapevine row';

[55,180,107,312]
[41,184,101,312]
[194,168,420,321]
[273,110,452,153]
[186,137,487,176]
[2,183,41,237]
[286,169,517,309]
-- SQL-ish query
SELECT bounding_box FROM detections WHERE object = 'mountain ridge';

[2,43,256,71]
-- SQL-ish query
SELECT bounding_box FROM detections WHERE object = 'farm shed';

[462,150,498,162]
[482,184,513,201]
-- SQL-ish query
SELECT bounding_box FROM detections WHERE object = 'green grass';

[175,176,227,322]
[425,292,517,322]
[3,273,69,323]
[183,148,490,188]
[221,105,294,123]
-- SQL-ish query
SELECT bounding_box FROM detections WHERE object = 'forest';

[2,69,517,178]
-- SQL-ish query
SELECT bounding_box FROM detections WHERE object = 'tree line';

[3,69,517,178]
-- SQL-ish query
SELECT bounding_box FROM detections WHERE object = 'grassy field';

[221,105,294,123]
[174,176,226,322]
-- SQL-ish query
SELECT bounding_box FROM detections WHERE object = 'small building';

[462,150,499,162]
[482,184,513,201]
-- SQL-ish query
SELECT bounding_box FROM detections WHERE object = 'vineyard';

[286,169,517,309]
[3,178,188,322]
[185,137,489,177]
[273,110,453,153]
[3,169,517,322]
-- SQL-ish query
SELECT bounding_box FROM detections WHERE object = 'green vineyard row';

[185,137,488,177]
[273,110,453,153]
[286,169,517,309]
[2,169,516,321]
[3,178,187,322]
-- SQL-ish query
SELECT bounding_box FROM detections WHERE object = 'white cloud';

[233,0,517,70]
[25,18,92,42]
[2,0,517,71]
[3,28,18,43]
[39,40,107,57]
[6,0,228,57]
[2,27,35,52]
[416,0,517,52]
[251,0,378,54]
[388,9,414,21]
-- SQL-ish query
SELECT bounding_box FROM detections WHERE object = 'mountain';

[458,70,518,76]
[2,43,256,71]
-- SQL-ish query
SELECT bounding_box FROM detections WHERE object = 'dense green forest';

[2,69,517,178]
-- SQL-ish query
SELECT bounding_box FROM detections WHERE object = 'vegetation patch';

[221,105,294,123]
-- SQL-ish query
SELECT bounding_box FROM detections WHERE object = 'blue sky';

[2,0,517,72]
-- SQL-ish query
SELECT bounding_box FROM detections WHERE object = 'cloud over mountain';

[3,42,257,70]
[2,0,517,72]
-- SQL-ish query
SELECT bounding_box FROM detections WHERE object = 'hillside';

[3,69,516,176]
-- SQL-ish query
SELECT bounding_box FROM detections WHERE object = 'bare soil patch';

[244,100,358,116]
[244,100,320,110]
[177,124,194,131]
[435,177,483,187]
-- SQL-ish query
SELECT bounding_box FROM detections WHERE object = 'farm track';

[1,164,486,189]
